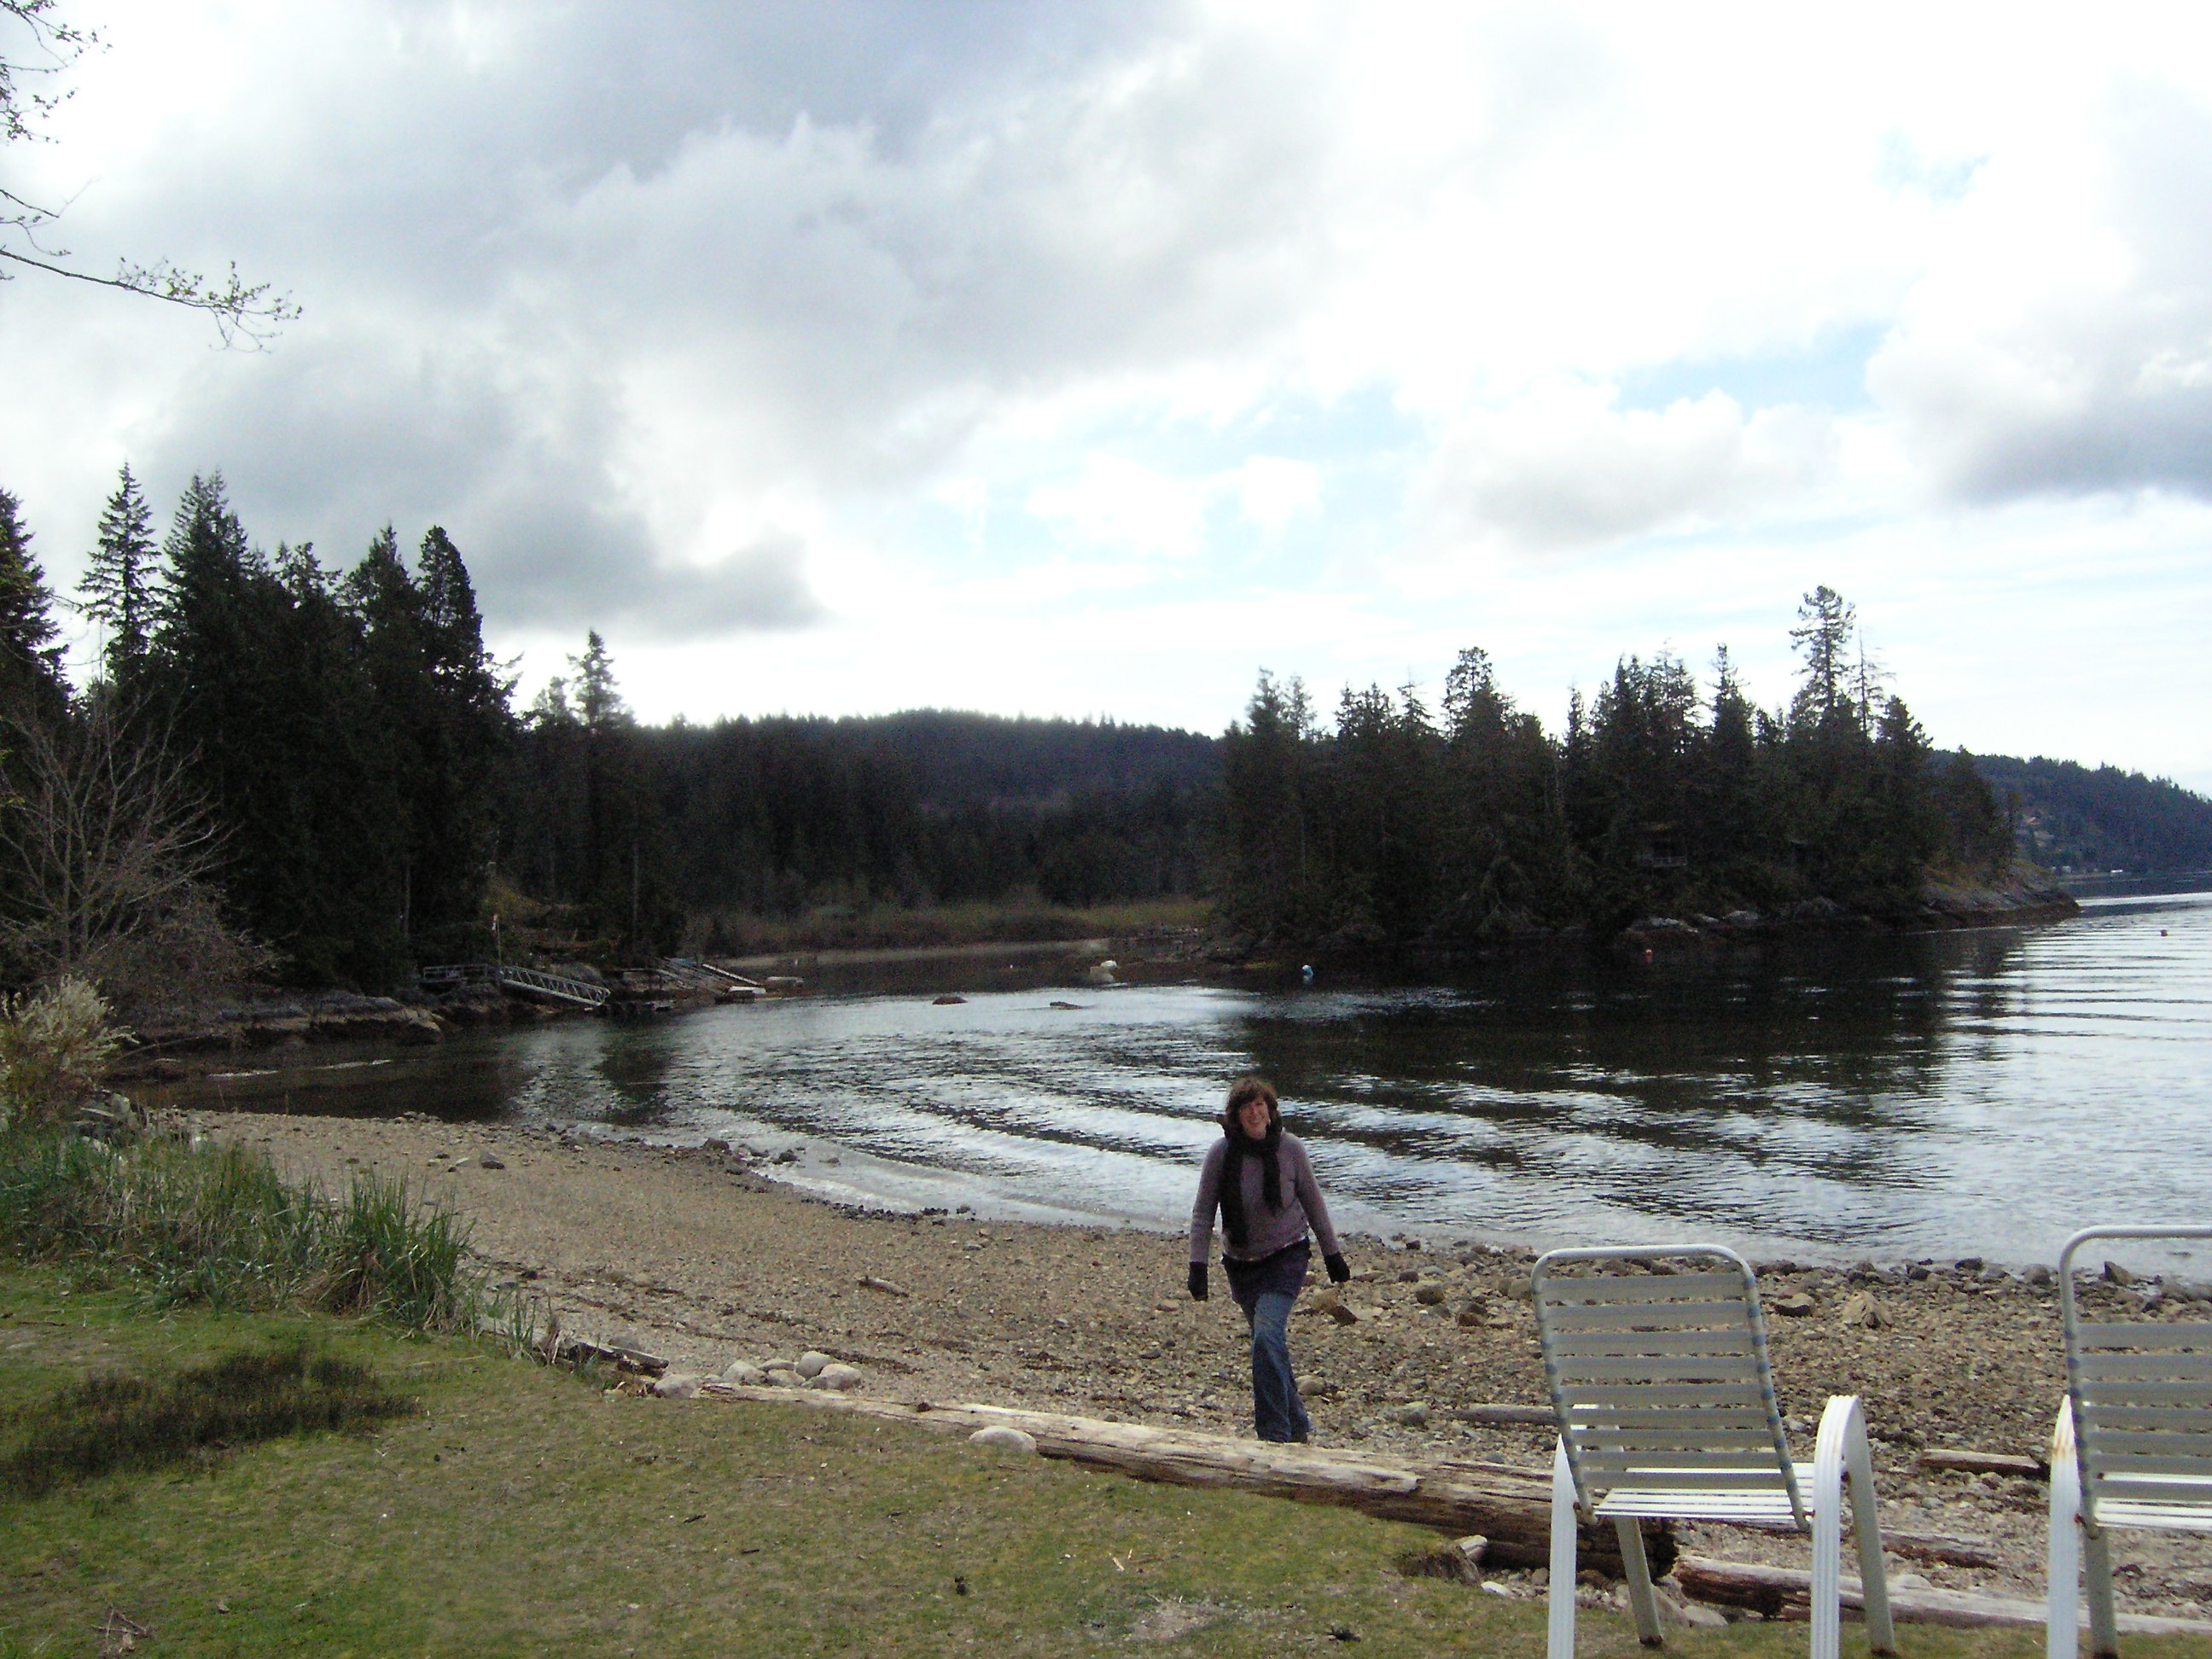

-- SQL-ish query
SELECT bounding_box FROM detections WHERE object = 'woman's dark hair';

[1216,1075,1283,1249]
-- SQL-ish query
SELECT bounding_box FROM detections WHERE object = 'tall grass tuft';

[0,1346,418,1497]
[0,1126,492,1333]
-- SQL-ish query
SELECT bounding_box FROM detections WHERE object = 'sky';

[3,2,2210,789]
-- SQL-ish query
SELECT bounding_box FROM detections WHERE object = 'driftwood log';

[1673,1557,2212,1636]
[697,1382,1667,1573]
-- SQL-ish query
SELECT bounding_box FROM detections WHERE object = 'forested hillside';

[1976,754,2212,873]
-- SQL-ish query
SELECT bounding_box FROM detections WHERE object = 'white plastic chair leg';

[1614,1516,1664,1647]
[1548,1438,1579,1659]
[2047,1400,2081,1659]
[1810,1396,1857,1659]
[2084,1528,2119,1659]
[1825,1396,1899,1656]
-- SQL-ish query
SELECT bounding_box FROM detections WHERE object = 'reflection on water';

[160,890,2212,1265]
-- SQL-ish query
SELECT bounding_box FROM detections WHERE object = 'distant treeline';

[1976,754,2212,874]
[1217,589,2014,948]
[500,674,1213,948]
[5,468,2203,998]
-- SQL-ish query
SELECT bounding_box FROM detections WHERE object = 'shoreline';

[201,1106,2212,1621]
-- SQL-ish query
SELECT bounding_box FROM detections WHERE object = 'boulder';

[721,1361,767,1386]
[651,1372,703,1400]
[969,1426,1039,1454]
[814,1364,864,1392]
[796,1351,833,1379]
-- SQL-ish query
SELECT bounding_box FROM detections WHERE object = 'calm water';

[169,888,2212,1266]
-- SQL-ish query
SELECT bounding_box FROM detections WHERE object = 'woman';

[1187,1075,1351,1443]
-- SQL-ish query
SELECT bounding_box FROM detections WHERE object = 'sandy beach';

[202,1107,2212,1620]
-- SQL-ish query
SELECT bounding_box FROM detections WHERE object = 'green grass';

[1,1346,417,1498]
[5,1265,2208,1657]
[0,1126,494,1331]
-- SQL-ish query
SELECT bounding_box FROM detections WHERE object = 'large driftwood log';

[697,1382,1665,1573]
[1673,1556,2212,1636]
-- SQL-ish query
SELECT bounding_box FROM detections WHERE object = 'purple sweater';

[1188,1132,1342,1265]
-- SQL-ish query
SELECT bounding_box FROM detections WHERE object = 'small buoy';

[1301,963,1314,983]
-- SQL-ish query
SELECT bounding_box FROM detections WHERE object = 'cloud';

[1025,452,1320,558]
[1415,381,1839,553]
[1870,75,2212,504]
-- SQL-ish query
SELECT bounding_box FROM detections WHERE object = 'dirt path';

[203,1108,2212,1621]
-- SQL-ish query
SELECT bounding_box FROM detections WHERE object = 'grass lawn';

[2,1263,2204,1658]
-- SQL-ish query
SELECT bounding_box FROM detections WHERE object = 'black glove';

[1188,1262,1208,1301]
[1324,1252,1351,1284]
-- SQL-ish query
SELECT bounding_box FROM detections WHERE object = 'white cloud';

[1416,382,1840,553]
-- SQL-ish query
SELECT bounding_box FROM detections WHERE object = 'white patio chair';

[1534,1244,1897,1659]
[2046,1225,2212,1659]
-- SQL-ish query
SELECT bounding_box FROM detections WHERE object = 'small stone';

[1414,1283,1447,1306]
[651,1371,702,1400]
[479,1152,505,1169]
[2025,1264,2055,1287]
[1772,1291,1817,1317]
[1455,1304,1487,1328]
[795,1352,832,1379]
[814,1364,864,1391]
[969,1426,1038,1453]
[1386,1403,1430,1428]
[721,1361,766,1386]
[2104,1260,2137,1287]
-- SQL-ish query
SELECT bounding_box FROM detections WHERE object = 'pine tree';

[0,486,65,721]
[79,463,159,685]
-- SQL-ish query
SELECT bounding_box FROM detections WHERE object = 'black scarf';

[1217,1121,1283,1249]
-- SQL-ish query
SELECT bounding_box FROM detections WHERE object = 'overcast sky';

[5,2,2210,788]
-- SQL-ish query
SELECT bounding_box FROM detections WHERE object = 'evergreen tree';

[1789,585,1856,730]
[0,486,65,722]
[79,463,159,685]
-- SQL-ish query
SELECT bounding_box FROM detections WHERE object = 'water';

[166,889,2212,1266]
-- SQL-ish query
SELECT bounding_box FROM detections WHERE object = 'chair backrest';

[2058,1226,2212,1527]
[1534,1244,1804,1529]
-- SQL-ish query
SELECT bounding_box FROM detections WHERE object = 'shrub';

[0,976,126,1131]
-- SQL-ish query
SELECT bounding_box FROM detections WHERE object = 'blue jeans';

[1243,1289,1311,1443]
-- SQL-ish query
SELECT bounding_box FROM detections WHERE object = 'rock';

[1772,1291,1816,1318]
[651,1371,703,1400]
[1954,1257,1985,1274]
[763,1367,804,1388]
[814,1364,864,1391]
[1414,1282,1447,1306]
[1837,1289,1883,1329]
[721,1361,766,1386]
[1397,1534,1489,1582]
[2104,1260,2137,1287]
[856,1276,910,1298]
[1311,1289,1360,1325]
[479,1152,505,1169]
[1455,1303,1489,1328]
[969,1426,1038,1453]
[932,994,967,1005]
[1386,1403,1430,1428]
[796,1351,832,1378]
[1502,1278,1534,1301]
[2024,1264,2054,1287]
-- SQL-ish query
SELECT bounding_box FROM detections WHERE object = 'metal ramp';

[419,963,610,1009]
